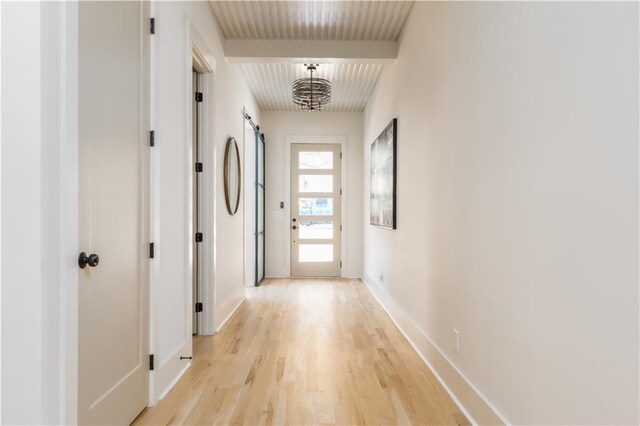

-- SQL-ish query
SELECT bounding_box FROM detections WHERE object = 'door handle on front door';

[292,225,297,230]
[79,252,100,269]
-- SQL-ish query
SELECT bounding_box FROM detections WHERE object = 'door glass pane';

[257,188,264,232]
[299,244,333,262]
[299,198,333,216]
[299,151,332,169]
[257,138,265,185]
[299,221,333,239]
[299,175,332,193]
[257,233,264,282]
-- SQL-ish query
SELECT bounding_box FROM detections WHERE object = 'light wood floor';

[134,278,469,425]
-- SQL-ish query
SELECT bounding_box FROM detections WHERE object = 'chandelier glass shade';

[292,64,331,111]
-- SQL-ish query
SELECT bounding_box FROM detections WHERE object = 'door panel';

[291,144,341,277]
[78,2,149,424]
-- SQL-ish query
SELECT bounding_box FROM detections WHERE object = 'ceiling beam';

[223,40,398,64]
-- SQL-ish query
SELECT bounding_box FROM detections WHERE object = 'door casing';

[189,43,215,337]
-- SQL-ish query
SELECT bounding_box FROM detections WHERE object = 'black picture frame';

[370,118,397,229]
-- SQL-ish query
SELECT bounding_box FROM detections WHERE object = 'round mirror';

[224,137,241,215]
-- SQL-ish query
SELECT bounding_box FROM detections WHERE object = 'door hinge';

[150,18,155,35]
[149,130,155,147]
[340,152,342,159]
[149,242,155,259]
[340,225,342,232]
[195,302,203,313]
[195,232,203,243]
[195,92,203,103]
[340,261,343,268]
[195,162,203,173]
[149,354,155,371]
[340,188,342,195]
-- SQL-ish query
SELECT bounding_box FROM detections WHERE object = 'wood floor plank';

[133,279,468,425]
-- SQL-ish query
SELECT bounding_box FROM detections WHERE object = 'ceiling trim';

[223,40,398,64]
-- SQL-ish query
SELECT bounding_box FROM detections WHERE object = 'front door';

[78,2,149,424]
[290,144,341,277]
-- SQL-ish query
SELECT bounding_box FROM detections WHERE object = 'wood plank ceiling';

[209,1,414,112]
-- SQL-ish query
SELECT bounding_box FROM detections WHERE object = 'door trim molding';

[59,4,79,423]
[284,134,347,278]
[148,16,218,405]
[189,21,216,338]
[36,2,81,423]
[190,31,215,338]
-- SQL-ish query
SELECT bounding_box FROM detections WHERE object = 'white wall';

[262,111,363,279]
[151,1,260,402]
[362,2,638,425]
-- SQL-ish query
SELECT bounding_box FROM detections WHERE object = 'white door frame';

[284,134,348,277]
[17,2,83,423]
[148,17,218,404]
[58,3,79,424]
[190,43,214,337]
[0,2,82,422]
[188,24,216,338]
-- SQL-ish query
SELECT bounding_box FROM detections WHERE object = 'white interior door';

[78,2,149,424]
[291,144,341,277]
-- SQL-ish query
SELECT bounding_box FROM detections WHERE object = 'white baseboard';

[156,362,189,401]
[361,273,507,426]
[151,288,245,406]
[150,339,191,405]
[213,288,245,332]
[262,275,362,279]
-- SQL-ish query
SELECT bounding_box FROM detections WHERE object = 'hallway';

[2,1,638,424]
[134,279,469,425]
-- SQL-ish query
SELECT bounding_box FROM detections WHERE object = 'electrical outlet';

[453,329,460,353]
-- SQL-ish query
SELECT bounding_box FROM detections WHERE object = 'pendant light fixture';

[292,64,331,111]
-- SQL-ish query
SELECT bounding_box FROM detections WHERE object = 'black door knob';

[79,252,100,269]
[292,225,297,230]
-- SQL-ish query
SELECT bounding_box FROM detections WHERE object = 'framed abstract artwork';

[370,118,397,229]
